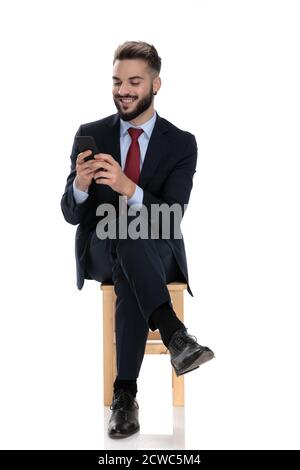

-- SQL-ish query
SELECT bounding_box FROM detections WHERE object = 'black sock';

[149,301,186,347]
[113,377,137,397]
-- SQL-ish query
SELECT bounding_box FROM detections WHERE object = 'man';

[61,41,214,439]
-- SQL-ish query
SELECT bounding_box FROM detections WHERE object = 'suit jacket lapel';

[139,113,169,188]
[106,112,170,189]
[108,114,122,167]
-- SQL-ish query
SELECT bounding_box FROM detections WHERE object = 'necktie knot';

[128,127,144,141]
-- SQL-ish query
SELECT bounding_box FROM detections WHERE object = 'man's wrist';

[74,176,89,193]
[123,180,136,198]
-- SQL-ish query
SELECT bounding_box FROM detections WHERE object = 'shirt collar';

[120,110,157,139]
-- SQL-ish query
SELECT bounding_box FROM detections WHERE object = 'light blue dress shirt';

[72,111,157,207]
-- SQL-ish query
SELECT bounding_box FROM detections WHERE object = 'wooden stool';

[100,281,187,407]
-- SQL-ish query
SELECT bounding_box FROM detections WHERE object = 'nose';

[117,83,131,96]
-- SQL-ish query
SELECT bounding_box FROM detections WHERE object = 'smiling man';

[61,41,214,439]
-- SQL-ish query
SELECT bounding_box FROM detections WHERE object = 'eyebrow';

[112,76,145,81]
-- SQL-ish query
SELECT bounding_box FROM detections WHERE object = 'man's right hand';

[74,150,95,192]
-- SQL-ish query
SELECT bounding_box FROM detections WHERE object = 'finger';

[94,154,114,164]
[95,177,112,185]
[93,170,110,180]
[94,153,112,159]
[95,168,114,178]
[80,161,96,171]
[91,160,110,171]
[77,150,92,163]
[76,164,94,175]
[80,168,95,176]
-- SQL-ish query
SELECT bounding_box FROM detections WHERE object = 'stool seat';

[100,281,187,406]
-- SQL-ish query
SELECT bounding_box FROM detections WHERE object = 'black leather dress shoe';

[108,389,140,438]
[168,328,215,376]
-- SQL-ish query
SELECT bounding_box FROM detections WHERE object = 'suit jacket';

[60,111,198,296]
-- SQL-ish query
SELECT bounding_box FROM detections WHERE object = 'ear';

[153,76,161,94]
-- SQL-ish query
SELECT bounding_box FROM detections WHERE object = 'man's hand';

[74,150,96,192]
[91,153,136,198]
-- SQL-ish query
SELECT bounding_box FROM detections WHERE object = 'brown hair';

[113,41,161,78]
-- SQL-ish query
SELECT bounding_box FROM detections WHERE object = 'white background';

[0,0,299,450]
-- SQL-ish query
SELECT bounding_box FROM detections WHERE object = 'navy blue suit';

[61,111,198,379]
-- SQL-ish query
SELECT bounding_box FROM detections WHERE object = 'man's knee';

[97,213,148,240]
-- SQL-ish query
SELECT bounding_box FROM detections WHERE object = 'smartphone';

[75,135,99,162]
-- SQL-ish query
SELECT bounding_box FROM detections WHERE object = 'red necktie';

[124,127,144,184]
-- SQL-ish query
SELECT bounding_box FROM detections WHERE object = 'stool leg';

[112,295,117,386]
[172,370,185,406]
[103,290,115,406]
[171,290,185,406]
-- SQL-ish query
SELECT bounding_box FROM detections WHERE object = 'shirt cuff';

[72,179,89,204]
[127,185,144,208]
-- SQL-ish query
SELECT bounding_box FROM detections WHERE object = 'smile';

[120,98,135,103]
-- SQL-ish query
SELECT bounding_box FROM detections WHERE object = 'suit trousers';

[85,215,184,380]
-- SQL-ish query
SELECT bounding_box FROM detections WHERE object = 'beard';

[113,87,154,121]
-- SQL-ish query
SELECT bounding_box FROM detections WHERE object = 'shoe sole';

[108,425,140,439]
[172,349,215,376]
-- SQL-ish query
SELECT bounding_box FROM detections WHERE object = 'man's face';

[112,59,155,121]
